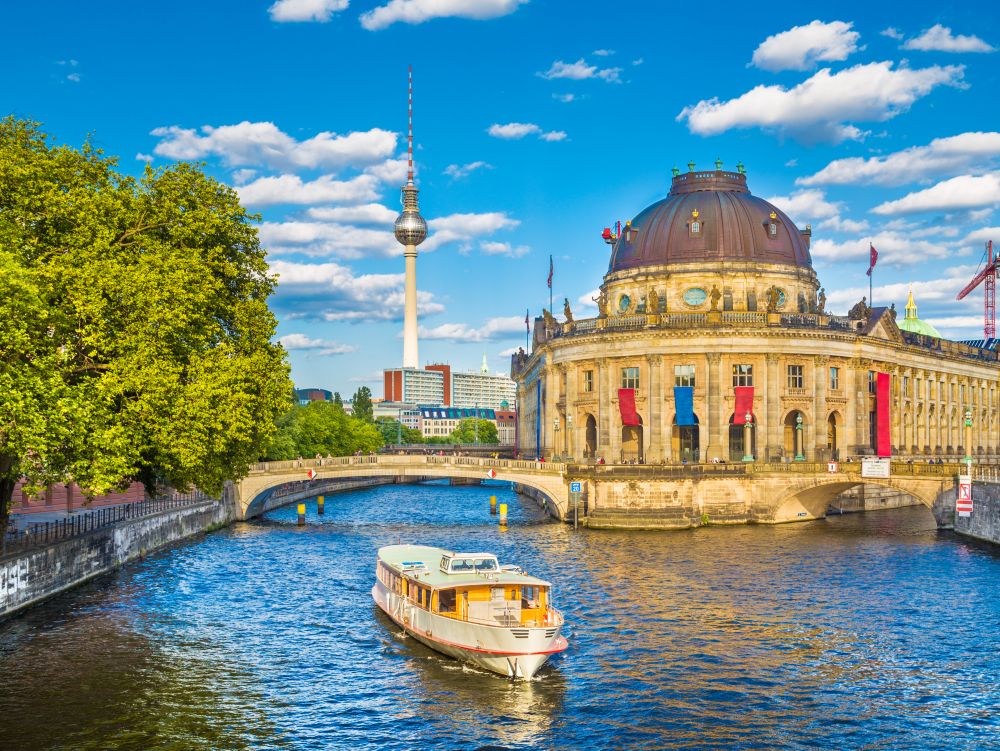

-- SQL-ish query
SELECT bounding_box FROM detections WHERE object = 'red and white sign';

[485,468,497,479]
[827,461,839,473]
[307,468,317,480]
[957,475,973,516]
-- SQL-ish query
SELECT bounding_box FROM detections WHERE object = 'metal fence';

[2,490,212,559]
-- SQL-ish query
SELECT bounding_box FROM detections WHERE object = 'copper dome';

[607,170,812,273]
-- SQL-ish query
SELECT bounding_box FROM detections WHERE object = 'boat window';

[521,586,539,608]
[452,559,475,572]
[474,558,497,571]
[439,589,457,613]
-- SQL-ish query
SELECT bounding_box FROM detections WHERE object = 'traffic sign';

[307,468,317,480]
[570,481,582,493]
[957,475,973,516]
[485,468,497,479]
[827,461,838,473]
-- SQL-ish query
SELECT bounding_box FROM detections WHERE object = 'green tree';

[375,417,423,445]
[264,402,382,459]
[333,391,343,409]
[0,118,292,527]
[352,386,374,423]
[448,418,499,444]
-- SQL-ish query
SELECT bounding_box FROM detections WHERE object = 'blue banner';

[674,386,695,426]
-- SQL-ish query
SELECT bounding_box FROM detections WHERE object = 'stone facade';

[513,168,1000,467]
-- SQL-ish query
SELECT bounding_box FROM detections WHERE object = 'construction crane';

[956,240,997,339]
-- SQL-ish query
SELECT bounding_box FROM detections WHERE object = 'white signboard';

[827,461,839,473]
[957,475,973,517]
[861,458,891,478]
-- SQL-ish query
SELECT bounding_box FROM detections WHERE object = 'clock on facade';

[683,287,708,307]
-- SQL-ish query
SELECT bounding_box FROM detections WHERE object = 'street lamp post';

[795,413,805,461]
[553,415,561,461]
[742,411,754,462]
[566,414,573,462]
[474,403,479,445]
[964,408,973,471]
[397,408,402,446]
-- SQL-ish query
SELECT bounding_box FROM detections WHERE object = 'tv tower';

[394,65,427,369]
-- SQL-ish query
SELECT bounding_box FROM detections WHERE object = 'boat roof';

[377,544,552,589]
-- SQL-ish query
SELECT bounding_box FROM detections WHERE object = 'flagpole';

[549,254,553,314]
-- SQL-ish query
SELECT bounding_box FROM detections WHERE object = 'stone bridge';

[231,455,962,529]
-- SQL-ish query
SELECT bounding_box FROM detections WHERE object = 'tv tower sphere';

[394,197,427,246]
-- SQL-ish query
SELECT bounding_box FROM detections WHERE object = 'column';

[647,354,661,462]
[814,356,828,460]
[765,353,781,461]
[844,360,858,454]
[705,352,722,461]
[565,364,577,460]
[660,356,672,463]
[597,358,611,458]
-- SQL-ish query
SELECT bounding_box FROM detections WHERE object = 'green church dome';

[896,289,942,339]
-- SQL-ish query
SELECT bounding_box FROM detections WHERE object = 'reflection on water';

[2,482,1000,750]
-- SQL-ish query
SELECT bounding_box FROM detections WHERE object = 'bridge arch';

[235,456,571,521]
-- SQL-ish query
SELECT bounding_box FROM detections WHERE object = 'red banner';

[876,372,891,457]
[734,386,754,424]
[618,388,639,426]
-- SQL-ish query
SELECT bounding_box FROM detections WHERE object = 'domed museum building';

[512,166,1000,464]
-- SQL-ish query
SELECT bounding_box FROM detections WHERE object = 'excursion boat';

[372,544,568,679]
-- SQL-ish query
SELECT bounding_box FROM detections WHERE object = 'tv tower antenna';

[394,65,427,369]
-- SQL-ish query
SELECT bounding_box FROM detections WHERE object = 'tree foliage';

[351,386,374,423]
[448,418,499,445]
[265,402,382,459]
[0,118,292,518]
[375,417,424,445]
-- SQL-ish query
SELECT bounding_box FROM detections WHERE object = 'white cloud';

[66,73,81,83]
[677,61,965,143]
[751,20,860,72]
[824,268,978,314]
[136,153,154,163]
[593,49,614,56]
[268,0,349,22]
[632,58,643,66]
[881,27,903,41]
[577,289,600,309]
[538,58,622,83]
[480,241,529,257]
[872,173,1000,215]
[360,0,526,30]
[305,203,397,224]
[419,316,525,342]
[278,333,357,356]
[811,231,954,264]
[422,211,519,252]
[150,121,396,171]
[553,93,575,103]
[237,173,380,206]
[799,132,1000,186]
[497,347,519,357]
[765,189,841,221]
[487,122,566,141]
[270,259,444,322]
[818,216,870,233]
[363,156,409,184]
[487,122,539,139]
[903,24,995,53]
[965,227,1000,244]
[260,221,397,259]
[443,160,492,179]
[231,168,257,185]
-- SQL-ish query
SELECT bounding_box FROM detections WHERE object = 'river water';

[1,482,999,751]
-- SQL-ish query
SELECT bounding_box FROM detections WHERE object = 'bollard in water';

[297,503,306,526]
[490,495,497,515]
[317,495,325,515]
[498,503,508,529]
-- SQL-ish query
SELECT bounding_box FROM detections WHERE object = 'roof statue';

[848,297,870,320]
[709,285,722,311]
[817,287,826,314]
[647,289,660,315]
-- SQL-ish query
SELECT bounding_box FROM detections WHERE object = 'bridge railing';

[248,455,567,475]
[974,466,1000,483]
[2,490,211,559]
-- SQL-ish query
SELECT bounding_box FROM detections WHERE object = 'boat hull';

[372,582,566,679]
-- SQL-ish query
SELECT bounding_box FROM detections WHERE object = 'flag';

[866,244,878,276]
[547,255,553,289]
[524,308,530,331]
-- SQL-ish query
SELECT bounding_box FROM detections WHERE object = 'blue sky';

[5,0,1000,396]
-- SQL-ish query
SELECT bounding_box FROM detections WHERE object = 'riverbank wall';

[0,493,236,620]
[955,482,1000,545]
